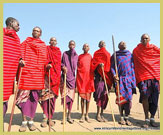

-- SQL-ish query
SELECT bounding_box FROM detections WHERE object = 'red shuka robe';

[3,28,21,101]
[91,47,113,87]
[133,43,160,84]
[19,37,47,90]
[76,53,95,94]
[46,46,61,96]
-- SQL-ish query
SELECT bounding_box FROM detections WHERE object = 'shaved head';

[141,33,150,46]
[82,43,90,53]
[118,41,126,50]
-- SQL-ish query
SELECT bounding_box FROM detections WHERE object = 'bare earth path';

[4,89,160,132]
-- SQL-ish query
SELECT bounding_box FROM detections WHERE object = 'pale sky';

[3,3,160,55]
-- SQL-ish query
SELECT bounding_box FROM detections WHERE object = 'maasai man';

[111,41,136,126]
[60,40,78,124]
[133,34,160,128]
[76,43,95,123]
[40,37,61,127]
[3,17,23,117]
[91,40,112,122]
[16,27,47,132]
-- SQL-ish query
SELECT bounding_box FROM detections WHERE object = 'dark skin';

[140,34,153,120]
[98,40,106,48]
[49,37,57,47]
[140,34,160,128]
[113,41,127,81]
[7,20,20,32]
[96,41,107,122]
[46,37,58,69]
[141,34,150,46]
[32,27,41,39]
[62,41,76,74]
[22,27,42,123]
[79,44,91,122]
[7,20,25,67]
[62,41,76,122]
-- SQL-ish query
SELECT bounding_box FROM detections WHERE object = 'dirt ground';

[4,88,160,132]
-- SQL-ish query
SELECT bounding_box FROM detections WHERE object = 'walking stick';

[8,67,22,132]
[48,69,51,132]
[157,105,160,119]
[112,35,122,121]
[63,73,67,132]
[101,66,116,127]
[77,92,79,110]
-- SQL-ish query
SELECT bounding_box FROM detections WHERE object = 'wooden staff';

[157,105,160,119]
[101,66,116,127]
[112,35,122,119]
[8,67,22,132]
[48,69,51,132]
[77,92,79,110]
[63,73,67,132]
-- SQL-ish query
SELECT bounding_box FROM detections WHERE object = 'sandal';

[125,119,132,126]
[96,115,102,122]
[118,118,126,125]
[19,122,27,132]
[150,119,159,127]
[40,118,47,128]
[142,119,150,128]
[47,119,56,127]
[101,115,107,122]
[28,122,37,131]
[79,116,84,123]
[85,115,91,123]
[61,119,66,124]
[67,118,74,124]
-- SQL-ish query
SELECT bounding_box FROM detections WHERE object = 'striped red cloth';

[3,28,21,101]
[46,46,61,96]
[19,37,47,90]
[133,43,160,84]
[91,47,113,87]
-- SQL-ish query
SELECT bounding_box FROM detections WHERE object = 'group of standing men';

[3,17,160,132]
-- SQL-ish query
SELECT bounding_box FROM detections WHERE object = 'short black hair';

[33,26,42,34]
[141,33,150,40]
[69,40,75,45]
[98,40,105,47]
[5,17,18,27]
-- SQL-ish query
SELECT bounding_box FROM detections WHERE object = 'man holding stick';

[60,40,78,124]
[91,40,112,122]
[16,27,47,132]
[111,41,136,126]
[39,37,61,127]
[3,17,22,117]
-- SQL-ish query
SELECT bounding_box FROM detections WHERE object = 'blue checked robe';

[111,50,136,102]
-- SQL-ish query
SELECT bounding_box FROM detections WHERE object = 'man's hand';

[114,75,119,81]
[99,63,104,67]
[62,66,67,74]
[46,64,52,69]
[19,60,25,67]
[75,87,78,93]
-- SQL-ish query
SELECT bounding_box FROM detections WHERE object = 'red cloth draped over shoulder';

[3,28,21,101]
[19,37,47,90]
[133,43,160,84]
[46,46,61,96]
[91,47,113,87]
[76,53,95,94]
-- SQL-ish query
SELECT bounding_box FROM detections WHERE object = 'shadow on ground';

[4,112,160,130]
